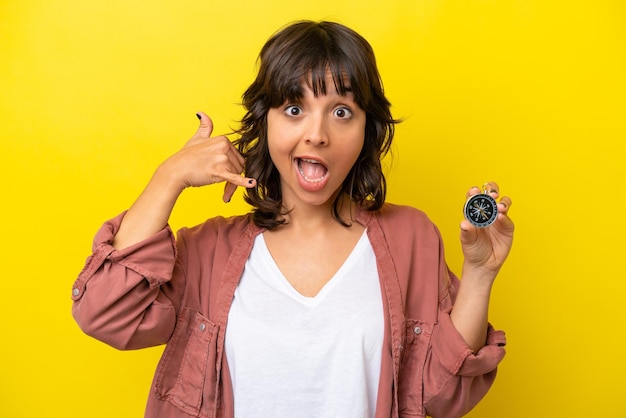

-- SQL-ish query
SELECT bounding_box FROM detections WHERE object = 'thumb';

[459,219,479,246]
[195,111,214,138]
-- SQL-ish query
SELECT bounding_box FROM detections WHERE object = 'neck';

[280,195,356,231]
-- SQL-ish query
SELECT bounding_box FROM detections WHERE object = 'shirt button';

[413,326,422,335]
[199,323,206,331]
[72,288,80,296]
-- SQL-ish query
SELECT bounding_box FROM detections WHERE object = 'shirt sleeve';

[423,270,507,418]
[71,212,181,350]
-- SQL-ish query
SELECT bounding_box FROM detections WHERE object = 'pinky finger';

[498,196,512,213]
[222,178,257,203]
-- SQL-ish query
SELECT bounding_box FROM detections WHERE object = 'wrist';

[153,160,187,196]
[461,263,498,289]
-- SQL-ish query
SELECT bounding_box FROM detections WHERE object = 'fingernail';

[248,179,255,185]
[196,113,201,120]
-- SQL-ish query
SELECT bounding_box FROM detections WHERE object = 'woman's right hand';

[159,111,256,203]
[112,112,256,249]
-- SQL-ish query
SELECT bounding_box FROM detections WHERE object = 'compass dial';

[464,193,498,228]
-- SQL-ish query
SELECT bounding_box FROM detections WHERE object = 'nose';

[304,113,328,146]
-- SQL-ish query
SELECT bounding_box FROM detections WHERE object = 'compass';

[464,186,498,228]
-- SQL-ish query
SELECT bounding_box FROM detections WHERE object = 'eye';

[284,105,302,117]
[333,107,352,119]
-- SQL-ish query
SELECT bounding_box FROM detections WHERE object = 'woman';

[72,20,514,418]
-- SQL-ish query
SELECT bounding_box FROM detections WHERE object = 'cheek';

[337,139,365,177]
[266,131,289,163]
[345,128,366,160]
[266,113,284,159]
[266,110,296,150]
[266,133,295,176]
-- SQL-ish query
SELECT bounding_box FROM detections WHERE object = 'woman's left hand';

[460,182,515,280]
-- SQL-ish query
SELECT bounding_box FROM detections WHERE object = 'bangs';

[257,21,374,108]
[282,59,352,104]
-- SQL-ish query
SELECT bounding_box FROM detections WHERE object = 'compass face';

[464,194,498,227]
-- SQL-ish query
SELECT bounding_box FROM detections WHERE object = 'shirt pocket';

[154,308,219,418]
[398,318,434,417]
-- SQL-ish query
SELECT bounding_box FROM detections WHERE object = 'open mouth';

[296,158,329,183]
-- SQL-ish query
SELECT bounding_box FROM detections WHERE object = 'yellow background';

[1,1,625,417]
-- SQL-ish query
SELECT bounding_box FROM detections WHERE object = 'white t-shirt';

[225,231,384,418]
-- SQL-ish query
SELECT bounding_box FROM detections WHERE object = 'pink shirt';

[72,203,506,418]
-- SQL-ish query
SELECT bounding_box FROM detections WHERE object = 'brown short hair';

[235,20,398,229]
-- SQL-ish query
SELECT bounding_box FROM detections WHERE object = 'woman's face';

[266,73,366,212]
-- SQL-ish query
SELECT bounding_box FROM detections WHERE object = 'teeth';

[300,173,324,183]
[297,158,327,183]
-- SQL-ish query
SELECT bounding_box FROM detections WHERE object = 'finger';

[221,143,253,202]
[495,210,515,234]
[466,182,500,199]
[459,219,479,245]
[484,181,500,198]
[498,196,512,213]
[195,111,214,139]
[224,142,246,169]
[466,185,481,199]
[222,177,257,203]
[223,182,238,203]
[460,218,477,233]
